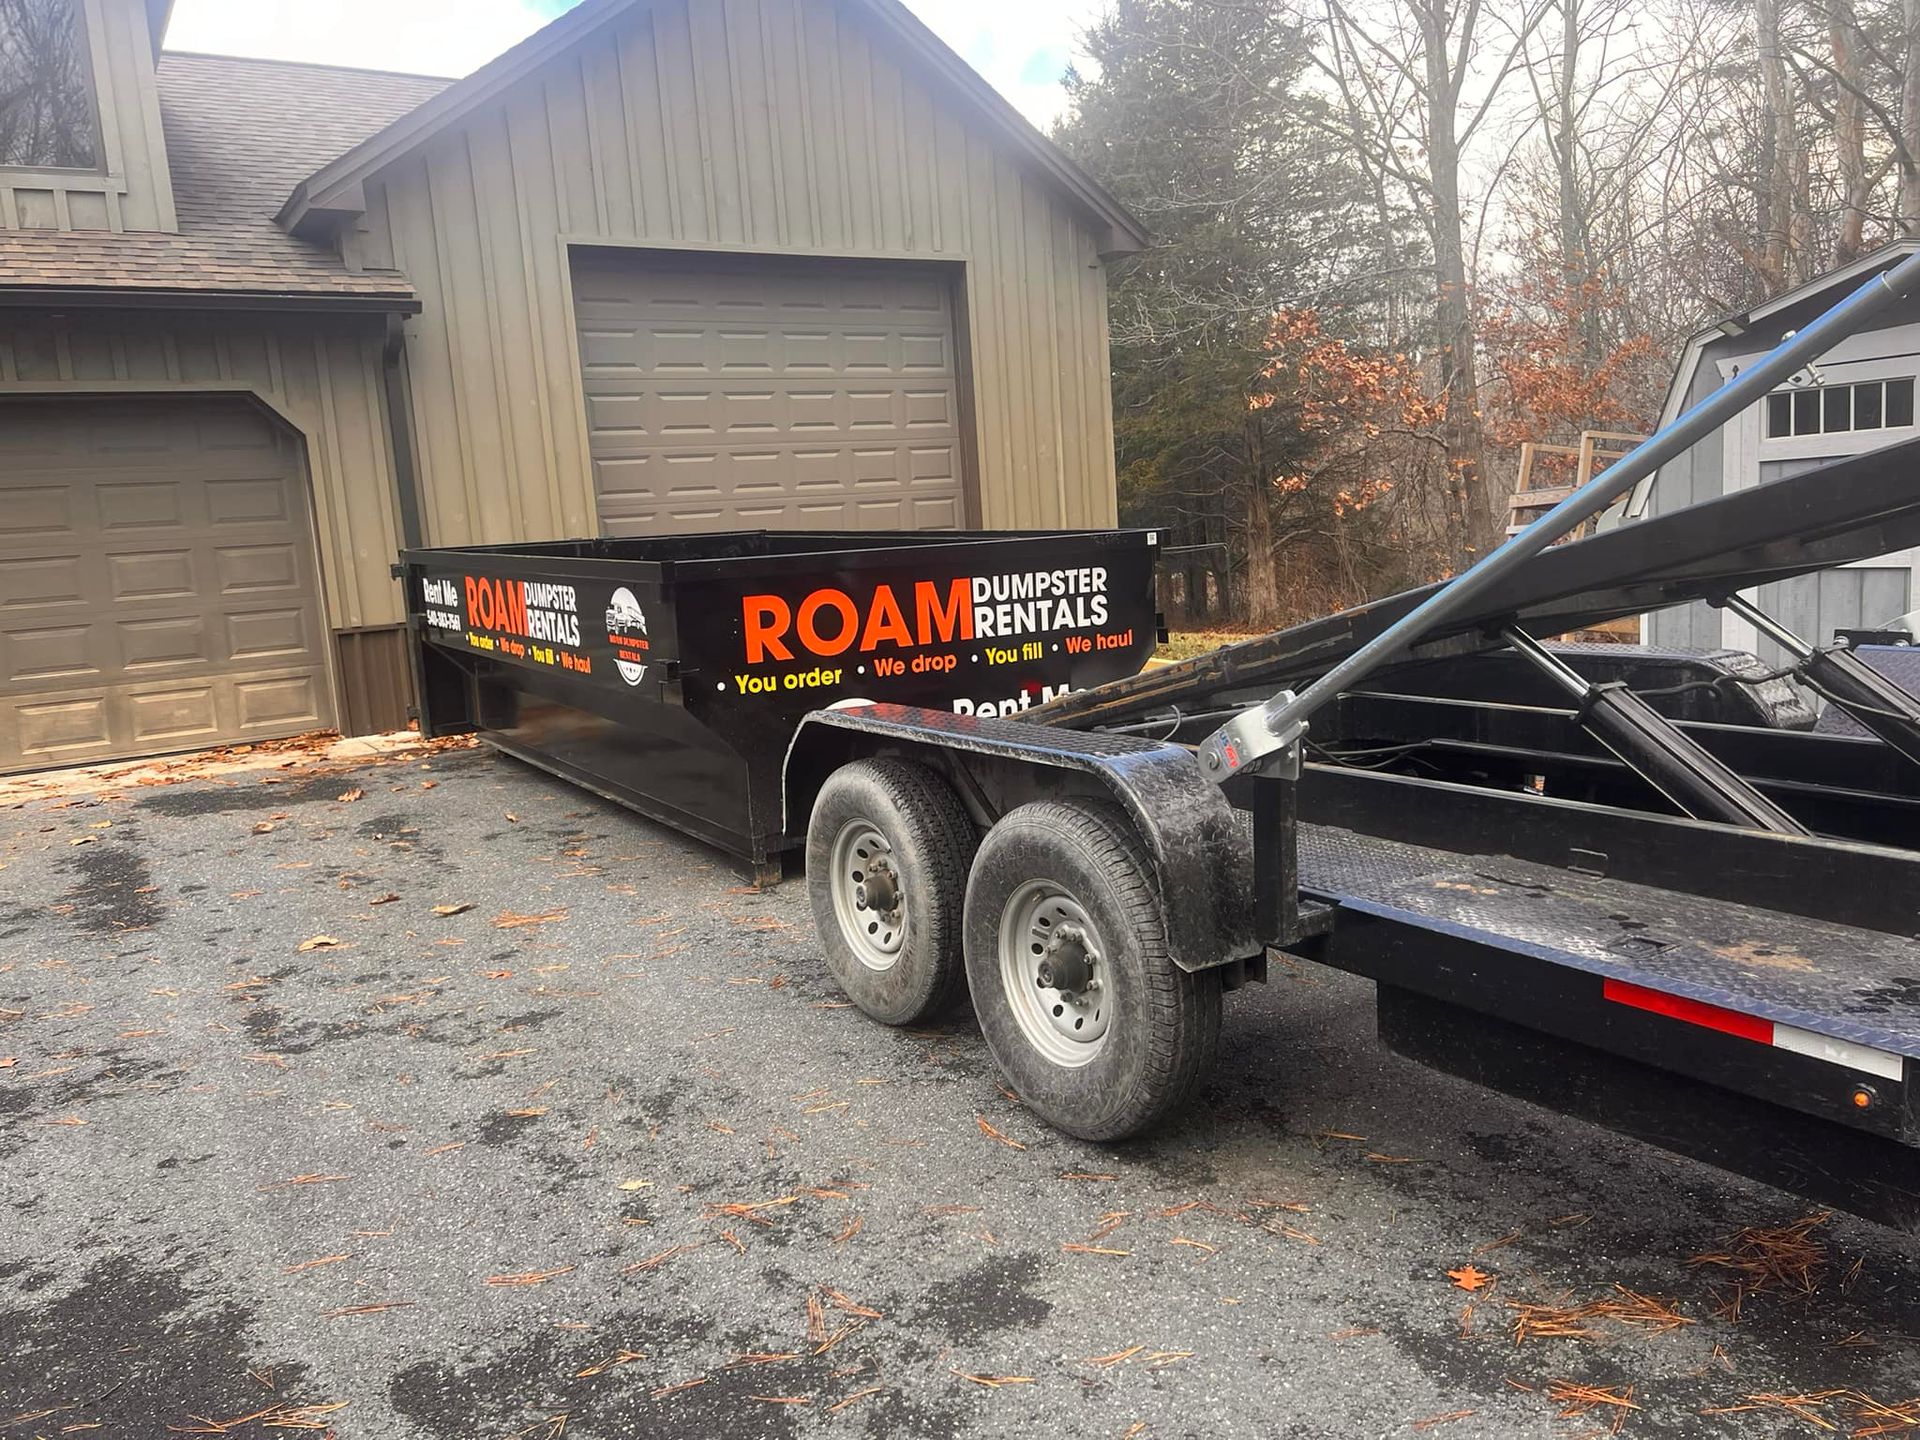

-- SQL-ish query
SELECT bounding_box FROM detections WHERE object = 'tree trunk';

[1417,1,1488,567]
[1902,0,1920,232]
[1240,427,1282,630]
[1553,0,1604,363]
[1832,0,1872,264]
[1755,0,1798,288]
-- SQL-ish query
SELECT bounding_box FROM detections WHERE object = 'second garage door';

[571,250,967,535]
[0,397,335,773]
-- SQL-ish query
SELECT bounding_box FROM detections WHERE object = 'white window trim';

[1756,353,1919,459]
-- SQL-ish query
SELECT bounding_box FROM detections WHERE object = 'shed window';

[0,0,99,170]
[1765,377,1916,439]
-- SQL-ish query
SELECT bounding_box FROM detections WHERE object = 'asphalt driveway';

[5,741,1920,1438]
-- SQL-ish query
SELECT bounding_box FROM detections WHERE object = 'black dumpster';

[399,529,1159,872]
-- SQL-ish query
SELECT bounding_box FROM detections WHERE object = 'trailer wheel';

[806,758,976,1026]
[963,800,1221,1142]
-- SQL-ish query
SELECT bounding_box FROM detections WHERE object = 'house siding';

[0,0,177,233]
[0,311,404,632]
[364,0,1119,548]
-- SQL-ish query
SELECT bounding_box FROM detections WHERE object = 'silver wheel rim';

[998,879,1110,1068]
[829,819,906,972]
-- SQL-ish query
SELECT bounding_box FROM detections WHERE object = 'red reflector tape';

[1602,978,1773,1043]
[1602,978,1905,1081]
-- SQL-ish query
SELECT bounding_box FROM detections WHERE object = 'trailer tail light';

[1603,978,1904,1082]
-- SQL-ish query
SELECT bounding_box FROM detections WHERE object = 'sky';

[162,0,1091,130]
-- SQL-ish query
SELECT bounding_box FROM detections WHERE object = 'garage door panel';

[0,554,86,608]
[1,486,79,536]
[205,476,296,526]
[6,625,97,684]
[127,684,221,745]
[118,615,213,670]
[97,480,186,531]
[108,550,197,602]
[0,398,333,772]
[15,692,112,759]
[214,543,303,596]
[234,672,325,729]
[575,252,965,534]
[227,608,315,662]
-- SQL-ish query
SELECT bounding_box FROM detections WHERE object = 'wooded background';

[1053,0,1920,627]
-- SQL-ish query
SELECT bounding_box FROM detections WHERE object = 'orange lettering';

[742,595,794,663]
[464,576,482,626]
[915,578,972,644]
[505,579,527,637]
[797,589,858,656]
[859,584,913,651]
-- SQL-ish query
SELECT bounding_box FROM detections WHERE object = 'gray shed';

[1623,241,1920,659]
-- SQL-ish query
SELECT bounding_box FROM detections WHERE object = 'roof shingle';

[0,52,450,303]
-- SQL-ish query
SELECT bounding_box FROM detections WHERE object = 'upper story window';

[1766,376,1915,440]
[0,0,100,170]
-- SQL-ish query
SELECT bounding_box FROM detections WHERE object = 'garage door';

[0,397,335,772]
[572,251,966,534]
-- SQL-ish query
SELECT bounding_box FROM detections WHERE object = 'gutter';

[0,287,422,315]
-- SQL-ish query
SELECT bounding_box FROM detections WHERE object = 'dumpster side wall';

[360,0,1123,558]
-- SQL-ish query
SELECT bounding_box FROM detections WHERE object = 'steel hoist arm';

[1197,247,1920,785]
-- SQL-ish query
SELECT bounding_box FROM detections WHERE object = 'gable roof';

[0,53,448,309]
[278,0,1149,256]
[1620,239,1920,518]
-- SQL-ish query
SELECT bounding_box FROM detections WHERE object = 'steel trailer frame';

[784,253,1920,1226]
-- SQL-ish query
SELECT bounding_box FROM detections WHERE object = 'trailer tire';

[964,800,1221,1142]
[806,758,976,1026]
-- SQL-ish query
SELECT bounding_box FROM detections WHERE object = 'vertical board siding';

[366,0,1117,540]
[0,314,401,631]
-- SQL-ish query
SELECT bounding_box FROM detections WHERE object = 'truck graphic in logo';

[605,587,652,686]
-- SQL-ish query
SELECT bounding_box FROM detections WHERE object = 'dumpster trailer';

[405,252,1920,1229]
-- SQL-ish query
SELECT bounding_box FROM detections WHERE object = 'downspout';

[383,312,425,551]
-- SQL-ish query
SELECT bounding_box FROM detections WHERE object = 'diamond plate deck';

[1298,823,1920,1057]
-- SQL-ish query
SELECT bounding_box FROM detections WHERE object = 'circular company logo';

[604,586,650,686]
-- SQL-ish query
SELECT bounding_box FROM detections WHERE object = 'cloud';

[163,0,1089,125]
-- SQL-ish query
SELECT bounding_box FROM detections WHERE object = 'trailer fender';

[783,704,1258,973]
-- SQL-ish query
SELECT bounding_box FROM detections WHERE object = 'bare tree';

[1319,0,1548,567]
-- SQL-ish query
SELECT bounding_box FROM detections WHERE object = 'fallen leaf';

[0,1058,15,1069]
[1448,1265,1493,1292]
[337,788,365,804]
[432,903,473,917]
[493,909,568,929]
[297,935,344,953]
[976,1115,1026,1150]
[253,822,277,835]
[486,1265,575,1287]
[68,836,97,847]
[369,893,401,907]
